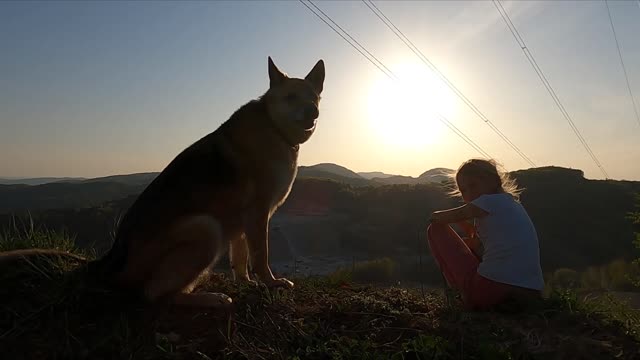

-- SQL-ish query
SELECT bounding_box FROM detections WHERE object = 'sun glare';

[367,61,457,149]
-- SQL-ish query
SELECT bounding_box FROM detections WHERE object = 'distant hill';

[296,170,371,187]
[0,173,158,212]
[371,175,420,185]
[368,168,454,185]
[0,163,375,212]
[299,163,364,179]
[511,166,640,269]
[0,165,452,195]
[417,168,455,183]
[1,166,639,274]
[297,163,371,187]
[0,173,159,187]
[358,171,397,180]
[81,172,159,186]
[0,181,146,213]
[0,177,86,186]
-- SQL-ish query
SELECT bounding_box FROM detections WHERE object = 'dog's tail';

[0,248,87,266]
[0,246,125,284]
[0,248,90,282]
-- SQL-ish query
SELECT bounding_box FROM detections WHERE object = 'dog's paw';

[173,292,233,309]
[238,278,259,287]
[265,277,294,289]
[197,292,234,308]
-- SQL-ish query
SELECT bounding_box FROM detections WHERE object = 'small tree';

[629,194,640,287]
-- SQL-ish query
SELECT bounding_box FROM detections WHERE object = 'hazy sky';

[1,1,639,180]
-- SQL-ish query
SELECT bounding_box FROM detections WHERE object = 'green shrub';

[329,257,396,284]
[0,215,77,253]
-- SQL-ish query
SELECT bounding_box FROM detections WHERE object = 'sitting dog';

[86,57,325,307]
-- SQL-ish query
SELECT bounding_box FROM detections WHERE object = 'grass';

[329,257,396,284]
[1,229,639,359]
[0,214,81,254]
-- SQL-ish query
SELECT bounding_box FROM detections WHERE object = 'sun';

[367,61,457,149]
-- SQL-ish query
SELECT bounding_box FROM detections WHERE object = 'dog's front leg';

[230,234,257,285]
[244,208,293,288]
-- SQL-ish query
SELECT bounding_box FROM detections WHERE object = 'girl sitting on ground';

[427,159,544,310]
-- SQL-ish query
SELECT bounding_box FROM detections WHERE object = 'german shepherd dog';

[2,57,324,309]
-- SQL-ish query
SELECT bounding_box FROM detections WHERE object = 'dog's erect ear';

[268,56,287,88]
[305,59,325,95]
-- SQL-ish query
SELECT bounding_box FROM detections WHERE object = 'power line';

[362,0,536,168]
[299,0,492,159]
[494,0,608,178]
[303,0,491,158]
[492,0,609,178]
[298,0,392,78]
[605,0,640,128]
[303,1,396,79]
[438,116,492,158]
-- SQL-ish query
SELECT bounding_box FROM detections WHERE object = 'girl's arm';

[463,236,483,261]
[430,203,488,224]
[455,220,482,259]
[456,220,476,238]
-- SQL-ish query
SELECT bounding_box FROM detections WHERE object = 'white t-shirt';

[471,193,545,290]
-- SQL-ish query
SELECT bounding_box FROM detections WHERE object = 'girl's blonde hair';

[449,158,523,202]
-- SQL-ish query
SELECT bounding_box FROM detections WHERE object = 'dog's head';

[264,57,325,145]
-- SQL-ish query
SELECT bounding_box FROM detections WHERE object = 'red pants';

[427,223,513,310]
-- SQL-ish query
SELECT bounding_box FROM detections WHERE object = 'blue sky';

[1,1,639,180]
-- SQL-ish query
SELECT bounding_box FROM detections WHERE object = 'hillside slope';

[1,252,638,359]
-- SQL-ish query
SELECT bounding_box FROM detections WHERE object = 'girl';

[428,159,544,310]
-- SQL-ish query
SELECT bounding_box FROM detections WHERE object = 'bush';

[580,266,604,290]
[629,193,640,287]
[551,268,580,289]
[607,259,637,291]
[0,215,78,253]
[547,259,639,292]
[330,257,396,284]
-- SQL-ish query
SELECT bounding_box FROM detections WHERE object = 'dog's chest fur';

[242,136,298,215]
[216,99,300,215]
[262,147,298,210]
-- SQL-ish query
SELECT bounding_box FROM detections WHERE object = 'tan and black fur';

[4,57,325,309]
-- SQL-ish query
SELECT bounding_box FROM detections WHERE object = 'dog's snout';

[304,104,319,120]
